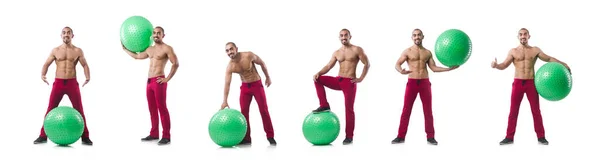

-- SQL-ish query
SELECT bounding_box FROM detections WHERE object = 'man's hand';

[156,77,169,84]
[82,79,90,87]
[563,63,571,74]
[265,77,271,87]
[399,68,412,75]
[351,78,363,83]
[491,58,498,68]
[313,73,321,82]
[42,76,49,85]
[450,66,460,70]
[221,102,229,110]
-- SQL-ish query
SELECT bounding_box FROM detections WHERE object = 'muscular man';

[221,42,276,146]
[122,26,179,145]
[391,29,458,145]
[492,28,570,145]
[34,26,93,145]
[312,28,370,145]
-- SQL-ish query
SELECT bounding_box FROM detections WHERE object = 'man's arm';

[395,49,410,73]
[121,43,149,59]
[251,52,270,79]
[356,47,370,80]
[427,51,456,72]
[537,47,571,72]
[222,64,233,108]
[316,52,337,76]
[42,49,56,78]
[164,46,180,81]
[492,50,514,70]
[77,49,91,81]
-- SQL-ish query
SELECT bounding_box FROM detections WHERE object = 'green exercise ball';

[120,16,153,52]
[434,29,472,67]
[43,106,84,146]
[535,62,572,101]
[208,108,248,147]
[302,111,340,145]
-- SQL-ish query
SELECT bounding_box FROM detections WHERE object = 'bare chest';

[335,50,358,62]
[513,49,538,61]
[148,47,168,60]
[55,49,79,62]
[407,50,430,62]
[230,59,254,73]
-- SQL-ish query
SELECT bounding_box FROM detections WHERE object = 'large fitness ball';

[43,106,85,146]
[434,29,472,67]
[208,108,248,147]
[302,111,340,145]
[535,62,572,101]
[120,16,153,52]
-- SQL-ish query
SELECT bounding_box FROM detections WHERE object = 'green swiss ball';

[43,106,85,146]
[208,108,248,147]
[302,111,340,145]
[535,62,572,101]
[120,16,154,52]
[434,29,472,67]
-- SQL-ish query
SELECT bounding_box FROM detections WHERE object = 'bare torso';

[53,45,82,79]
[145,44,171,78]
[334,45,361,78]
[405,47,432,79]
[511,46,540,79]
[229,52,261,82]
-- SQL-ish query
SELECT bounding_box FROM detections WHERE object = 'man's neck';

[518,43,531,49]
[62,43,74,48]
[341,43,353,49]
[413,44,425,49]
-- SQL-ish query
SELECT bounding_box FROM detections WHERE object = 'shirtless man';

[221,42,277,145]
[492,28,570,145]
[122,26,179,145]
[392,29,458,145]
[34,26,93,145]
[312,28,370,145]
[220,42,276,146]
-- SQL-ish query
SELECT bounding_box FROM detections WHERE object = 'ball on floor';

[43,106,85,146]
[208,108,248,147]
[302,111,340,145]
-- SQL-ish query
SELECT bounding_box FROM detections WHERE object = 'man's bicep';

[537,48,551,62]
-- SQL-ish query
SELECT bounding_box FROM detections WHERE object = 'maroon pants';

[240,80,275,141]
[147,75,171,139]
[396,78,434,139]
[314,76,357,138]
[505,79,545,139]
[39,78,90,138]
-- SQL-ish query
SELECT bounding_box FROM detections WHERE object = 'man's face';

[518,29,530,45]
[339,30,351,45]
[412,30,424,46]
[153,28,164,43]
[61,28,73,44]
[225,44,237,59]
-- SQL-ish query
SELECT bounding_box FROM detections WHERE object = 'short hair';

[340,28,351,35]
[519,28,529,34]
[226,42,237,48]
[63,26,73,33]
[155,26,165,33]
[413,28,423,35]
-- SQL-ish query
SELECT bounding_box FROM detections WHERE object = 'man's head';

[518,28,530,45]
[412,28,424,46]
[61,26,74,44]
[225,42,238,59]
[153,26,165,43]
[339,28,351,45]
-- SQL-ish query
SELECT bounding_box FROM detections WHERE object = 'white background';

[0,0,598,162]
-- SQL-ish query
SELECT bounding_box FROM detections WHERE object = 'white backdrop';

[0,0,598,162]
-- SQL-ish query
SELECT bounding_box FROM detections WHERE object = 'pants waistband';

[54,78,77,85]
[408,78,430,85]
[148,75,166,83]
[514,78,534,86]
[242,80,263,88]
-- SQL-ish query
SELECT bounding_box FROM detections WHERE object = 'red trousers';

[505,79,545,139]
[314,76,356,138]
[39,78,90,138]
[240,80,275,141]
[147,75,171,139]
[396,78,435,139]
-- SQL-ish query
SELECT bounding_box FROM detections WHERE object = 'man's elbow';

[173,62,180,68]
